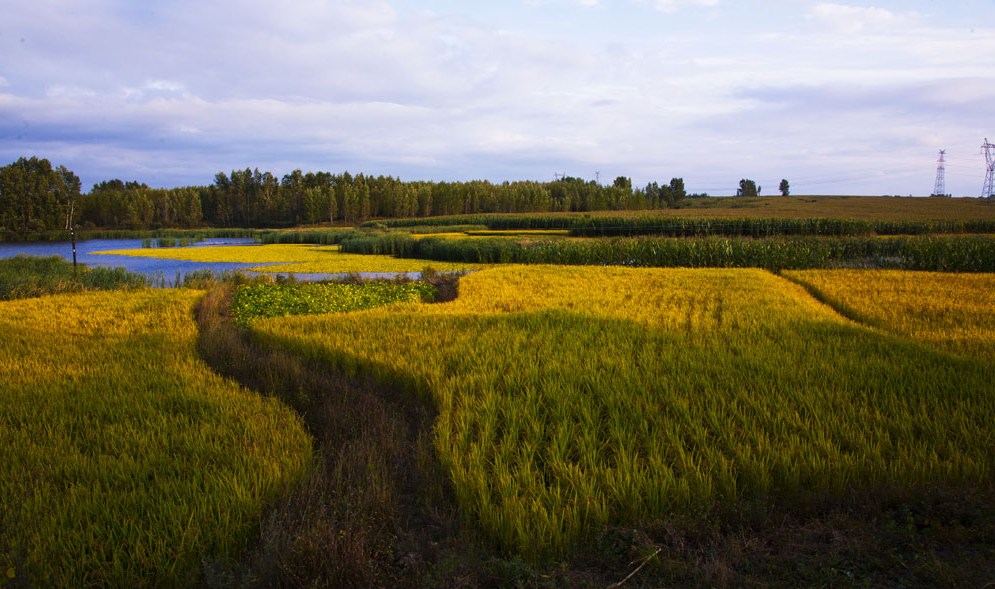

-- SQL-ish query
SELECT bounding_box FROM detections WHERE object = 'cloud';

[651,0,719,12]
[1,0,992,196]
[810,3,917,33]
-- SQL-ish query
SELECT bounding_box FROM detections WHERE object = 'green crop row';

[360,214,995,237]
[570,216,995,237]
[340,234,995,272]
[230,280,439,326]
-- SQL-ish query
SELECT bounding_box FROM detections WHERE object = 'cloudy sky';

[2,0,994,196]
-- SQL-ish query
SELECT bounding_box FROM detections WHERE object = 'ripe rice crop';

[785,269,995,362]
[96,243,475,274]
[250,265,995,560]
[0,289,311,586]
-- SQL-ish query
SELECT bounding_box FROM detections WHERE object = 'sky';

[1,0,994,196]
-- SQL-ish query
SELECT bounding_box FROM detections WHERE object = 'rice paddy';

[0,289,311,586]
[785,269,995,362]
[250,265,995,559]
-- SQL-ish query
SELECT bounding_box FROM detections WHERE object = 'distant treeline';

[0,157,697,238]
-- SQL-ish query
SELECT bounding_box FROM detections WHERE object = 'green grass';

[0,255,147,300]
[0,289,311,586]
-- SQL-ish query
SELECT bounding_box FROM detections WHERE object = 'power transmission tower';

[931,150,947,197]
[983,138,995,200]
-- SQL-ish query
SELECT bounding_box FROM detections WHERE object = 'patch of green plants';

[230,279,439,326]
[0,255,148,300]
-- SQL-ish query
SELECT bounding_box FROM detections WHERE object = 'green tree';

[779,179,790,196]
[669,177,686,207]
[737,179,759,197]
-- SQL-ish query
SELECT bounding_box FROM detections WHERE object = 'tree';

[669,177,686,207]
[737,178,759,197]
[779,179,790,196]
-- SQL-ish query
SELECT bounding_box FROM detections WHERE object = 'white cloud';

[810,3,917,33]
[652,0,719,12]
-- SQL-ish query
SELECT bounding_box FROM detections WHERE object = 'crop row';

[251,266,995,559]
[361,214,995,236]
[339,233,995,272]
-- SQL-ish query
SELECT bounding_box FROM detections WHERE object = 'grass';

[94,243,477,274]
[249,265,995,565]
[784,269,995,363]
[0,255,147,300]
[0,289,311,586]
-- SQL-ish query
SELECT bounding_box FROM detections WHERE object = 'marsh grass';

[0,289,310,586]
[0,255,147,300]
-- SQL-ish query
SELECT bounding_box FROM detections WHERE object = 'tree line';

[2,157,724,234]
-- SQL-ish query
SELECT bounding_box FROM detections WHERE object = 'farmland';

[251,266,995,567]
[0,287,310,586]
[2,196,995,587]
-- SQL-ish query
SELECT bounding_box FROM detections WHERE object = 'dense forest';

[0,157,701,236]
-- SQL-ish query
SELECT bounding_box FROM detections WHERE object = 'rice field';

[0,289,311,586]
[250,265,995,559]
[95,243,476,274]
[785,269,995,363]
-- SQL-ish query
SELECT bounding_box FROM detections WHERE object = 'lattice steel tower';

[932,149,947,196]
[983,138,995,200]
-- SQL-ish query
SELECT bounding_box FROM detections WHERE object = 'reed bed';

[785,269,995,363]
[95,243,476,274]
[250,265,995,560]
[0,289,311,586]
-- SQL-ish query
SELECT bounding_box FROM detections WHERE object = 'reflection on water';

[0,239,426,286]
[0,238,258,286]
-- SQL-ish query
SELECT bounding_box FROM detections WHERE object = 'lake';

[0,238,423,285]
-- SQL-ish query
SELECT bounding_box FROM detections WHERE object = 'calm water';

[0,239,422,286]
[0,238,260,286]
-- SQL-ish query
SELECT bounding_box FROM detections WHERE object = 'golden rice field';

[250,265,995,559]
[784,270,995,363]
[0,289,311,586]
[96,243,476,274]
